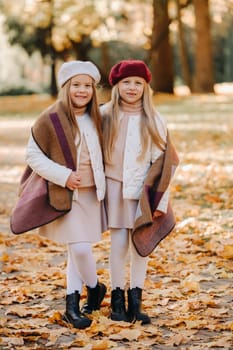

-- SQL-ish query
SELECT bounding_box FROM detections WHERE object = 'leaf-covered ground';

[0,93,232,349]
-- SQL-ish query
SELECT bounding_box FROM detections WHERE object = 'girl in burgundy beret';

[101,59,176,325]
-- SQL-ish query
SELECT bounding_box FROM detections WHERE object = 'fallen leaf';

[109,329,141,341]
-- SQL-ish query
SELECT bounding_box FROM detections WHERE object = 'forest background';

[0,0,232,96]
[0,1,233,349]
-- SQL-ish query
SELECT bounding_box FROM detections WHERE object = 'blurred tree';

[1,0,103,96]
[211,0,233,83]
[150,0,174,93]
[225,22,233,81]
[1,0,155,92]
[2,0,62,96]
[1,0,231,96]
[90,0,153,84]
[193,0,215,92]
[175,0,192,90]
[171,0,233,91]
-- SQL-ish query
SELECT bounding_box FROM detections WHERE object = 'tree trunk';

[50,57,57,97]
[99,42,111,87]
[193,0,214,92]
[224,23,233,82]
[176,0,192,91]
[150,0,174,93]
[73,35,92,61]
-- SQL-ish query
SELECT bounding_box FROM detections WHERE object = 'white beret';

[58,60,101,87]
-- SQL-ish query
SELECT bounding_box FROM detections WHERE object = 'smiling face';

[69,74,94,109]
[118,76,145,104]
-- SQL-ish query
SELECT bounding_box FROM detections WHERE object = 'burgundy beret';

[109,59,152,86]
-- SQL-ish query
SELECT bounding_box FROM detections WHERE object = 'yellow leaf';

[92,339,110,350]
[180,280,200,293]
[157,298,170,306]
[0,337,24,346]
[227,321,233,331]
[168,333,184,346]
[48,311,63,323]
[218,245,233,259]
[188,300,206,311]
[204,194,223,203]
[0,252,9,262]
[109,329,141,341]
[6,304,49,317]
[184,319,207,329]
[207,336,233,348]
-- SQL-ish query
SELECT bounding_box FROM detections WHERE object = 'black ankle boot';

[81,282,106,314]
[111,287,128,321]
[63,291,92,329]
[127,287,151,325]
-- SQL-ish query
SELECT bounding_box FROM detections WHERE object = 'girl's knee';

[69,242,92,260]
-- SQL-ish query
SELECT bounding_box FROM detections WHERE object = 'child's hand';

[66,171,81,190]
[152,210,163,219]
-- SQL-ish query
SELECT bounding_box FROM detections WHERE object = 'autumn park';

[0,1,233,349]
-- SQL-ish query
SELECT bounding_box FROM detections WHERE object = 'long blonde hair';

[102,82,165,164]
[59,80,103,147]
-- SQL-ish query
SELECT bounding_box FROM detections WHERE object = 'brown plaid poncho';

[132,132,179,256]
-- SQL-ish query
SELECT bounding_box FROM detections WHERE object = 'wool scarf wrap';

[132,132,179,234]
[27,100,77,211]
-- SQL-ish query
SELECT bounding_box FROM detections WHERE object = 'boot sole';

[128,314,151,325]
[110,313,129,322]
[63,313,92,329]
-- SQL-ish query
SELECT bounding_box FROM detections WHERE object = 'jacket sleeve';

[26,133,72,187]
[151,111,167,162]
[152,112,169,213]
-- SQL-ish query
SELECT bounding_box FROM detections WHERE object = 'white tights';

[110,228,149,290]
[66,242,97,294]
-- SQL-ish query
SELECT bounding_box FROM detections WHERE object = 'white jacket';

[26,113,105,201]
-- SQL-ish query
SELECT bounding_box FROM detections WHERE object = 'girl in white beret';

[101,59,179,325]
[25,60,107,329]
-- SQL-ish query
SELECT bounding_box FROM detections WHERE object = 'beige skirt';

[106,178,138,229]
[39,187,107,244]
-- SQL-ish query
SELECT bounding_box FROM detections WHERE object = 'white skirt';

[39,187,107,244]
